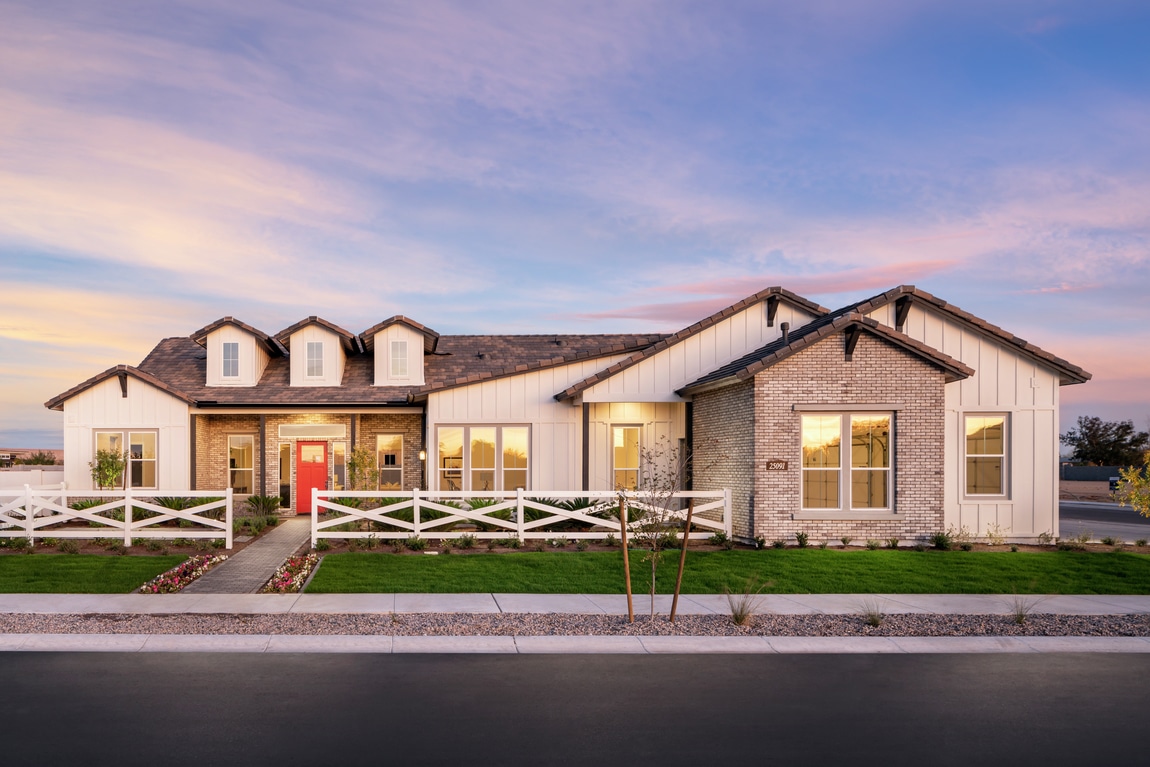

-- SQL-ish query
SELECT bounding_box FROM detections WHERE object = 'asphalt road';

[1060,500,1150,542]
[3,653,1149,766]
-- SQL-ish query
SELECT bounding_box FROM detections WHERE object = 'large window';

[94,430,157,489]
[965,415,1007,496]
[333,442,347,491]
[306,341,324,377]
[228,435,254,494]
[801,414,891,510]
[279,443,292,508]
[436,426,529,491]
[377,434,403,490]
[222,342,239,378]
[390,340,408,378]
[612,426,640,491]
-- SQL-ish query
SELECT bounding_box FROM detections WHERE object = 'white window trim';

[390,340,409,379]
[227,434,256,495]
[305,341,324,378]
[962,412,1010,500]
[435,425,530,492]
[222,342,240,379]
[611,424,642,491]
[798,412,894,514]
[376,434,404,491]
[93,429,159,490]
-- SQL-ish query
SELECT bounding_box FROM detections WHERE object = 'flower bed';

[138,554,228,594]
[261,553,318,594]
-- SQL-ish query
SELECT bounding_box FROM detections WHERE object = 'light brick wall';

[693,332,947,543]
[691,381,755,538]
[194,412,422,511]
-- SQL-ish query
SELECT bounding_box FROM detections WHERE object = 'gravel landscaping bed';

[0,612,1147,637]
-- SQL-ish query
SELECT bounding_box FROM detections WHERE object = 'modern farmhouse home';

[45,285,1090,542]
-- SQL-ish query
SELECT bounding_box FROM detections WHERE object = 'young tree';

[626,436,692,620]
[89,448,128,490]
[346,444,379,491]
[1114,451,1150,518]
[1060,416,1150,466]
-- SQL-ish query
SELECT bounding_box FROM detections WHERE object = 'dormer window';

[390,340,409,378]
[222,342,239,378]
[306,342,324,377]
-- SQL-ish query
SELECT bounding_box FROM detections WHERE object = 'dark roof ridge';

[190,317,286,356]
[555,286,828,401]
[360,315,441,353]
[677,312,974,395]
[275,316,360,353]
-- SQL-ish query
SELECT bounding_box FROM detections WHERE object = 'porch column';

[581,403,590,491]
[259,415,267,496]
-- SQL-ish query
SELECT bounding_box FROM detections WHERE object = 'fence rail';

[312,488,731,547]
[0,486,233,548]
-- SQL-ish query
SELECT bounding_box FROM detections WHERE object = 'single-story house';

[45,285,1090,541]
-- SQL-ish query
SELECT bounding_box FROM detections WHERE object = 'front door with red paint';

[296,442,328,515]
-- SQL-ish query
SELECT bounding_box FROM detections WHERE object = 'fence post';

[225,488,234,550]
[724,488,732,537]
[413,488,421,538]
[23,484,34,546]
[310,488,318,549]
[516,488,525,542]
[124,487,133,547]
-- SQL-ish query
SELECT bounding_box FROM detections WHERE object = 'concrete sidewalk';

[0,592,1147,615]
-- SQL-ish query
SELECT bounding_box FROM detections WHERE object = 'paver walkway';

[182,516,310,594]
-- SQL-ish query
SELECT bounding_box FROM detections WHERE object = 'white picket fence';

[0,486,233,548]
[312,488,731,547]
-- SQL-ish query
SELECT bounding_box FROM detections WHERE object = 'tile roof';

[44,364,197,411]
[189,317,286,356]
[677,312,975,395]
[554,286,829,402]
[847,285,1092,385]
[274,316,360,353]
[360,316,441,353]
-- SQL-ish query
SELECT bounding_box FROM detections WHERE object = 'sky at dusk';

[2,0,1148,448]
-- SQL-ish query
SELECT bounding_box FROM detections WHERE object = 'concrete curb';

[3,633,1150,654]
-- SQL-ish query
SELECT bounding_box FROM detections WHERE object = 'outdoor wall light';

[418,450,427,461]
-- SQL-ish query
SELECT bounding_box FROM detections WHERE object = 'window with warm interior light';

[801,414,891,510]
[965,414,1007,496]
[436,426,529,491]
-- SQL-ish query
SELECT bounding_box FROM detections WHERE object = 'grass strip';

[0,555,185,593]
[306,549,1150,595]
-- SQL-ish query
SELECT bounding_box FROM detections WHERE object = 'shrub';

[391,539,405,553]
[708,531,729,547]
[210,539,225,549]
[506,535,522,550]
[960,542,973,551]
[232,519,245,536]
[860,598,886,627]
[885,537,899,549]
[405,536,425,551]
[1037,530,1054,546]
[575,539,588,551]
[1137,539,1148,547]
[153,497,189,511]
[245,495,282,516]
[315,539,332,551]
[818,539,829,550]
[532,541,546,552]
[839,536,853,548]
[912,542,927,552]
[794,531,809,548]
[58,540,81,554]
[983,523,1006,547]
[752,535,766,550]
[1010,544,1019,552]
[603,533,618,548]
[71,499,104,511]
[364,534,378,550]
[929,531,952,551]
[248,517,267,535]
[721,537,735,551]
[724,576,768,627]
[145,539,165,552]
[41,537,60,548]
[865,539,881,551]
[1101,536,1118,546]
[771,539,785,549]
[456,533,477,550]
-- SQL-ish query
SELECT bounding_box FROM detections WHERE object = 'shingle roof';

[360,316,441,354]
[554,287,829,402]
[44,364,197,411]
[274,316,360,353]
[46,332,668,409]
[849,285,1092,385]
[677,312,974,395]
[189,317,286,356]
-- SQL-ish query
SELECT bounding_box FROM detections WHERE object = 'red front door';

[296,442,328,515]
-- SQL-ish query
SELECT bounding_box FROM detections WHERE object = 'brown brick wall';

[193,412,423,512]
[693,332,947,544]
[691,381,755,538]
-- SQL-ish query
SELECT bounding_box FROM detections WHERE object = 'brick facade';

[193,411,422,512]
[694,332,946,543]
[691,381,754,537]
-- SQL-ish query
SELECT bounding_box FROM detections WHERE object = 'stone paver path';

[182,517,310,594]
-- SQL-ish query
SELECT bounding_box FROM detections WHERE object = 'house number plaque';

[765,460,788,471]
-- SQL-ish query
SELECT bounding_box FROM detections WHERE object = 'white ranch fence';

[0,486,233,548]
[312,488,731,547]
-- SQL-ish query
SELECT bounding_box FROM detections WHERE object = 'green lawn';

[0,555,185,593]
[306,549,1150,595]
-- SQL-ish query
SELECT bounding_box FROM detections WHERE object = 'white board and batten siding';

[204,325,270,387]
[288,325,345,387]
[373,324,425,386]
[425,356,633,490]
[580,300,817,402]
[865,303,1061,538]
[585,402,686,491]
[61,376,190,491]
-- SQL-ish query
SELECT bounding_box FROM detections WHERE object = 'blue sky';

[2,0,1148,447]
